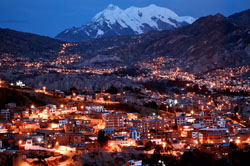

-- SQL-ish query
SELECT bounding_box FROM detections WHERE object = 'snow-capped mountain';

[56,4,195,42]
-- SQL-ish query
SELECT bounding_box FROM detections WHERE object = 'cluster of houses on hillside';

[0,98,249,157]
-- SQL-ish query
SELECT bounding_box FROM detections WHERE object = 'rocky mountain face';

[70,13,250,73]
[228,9,250,27]
[56,4,195,42]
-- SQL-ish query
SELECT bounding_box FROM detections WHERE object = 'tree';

[144,101,158,109]
[229,142,238,152]
[180,150,215,166]
[106,85,118,94]
[97,130,109,148]
[145,141,155,151]
[148,146,163,166]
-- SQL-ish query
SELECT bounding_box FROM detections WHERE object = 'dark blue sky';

[0,0,249,37]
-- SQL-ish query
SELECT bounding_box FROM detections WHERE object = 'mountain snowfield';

[56,4,195,42]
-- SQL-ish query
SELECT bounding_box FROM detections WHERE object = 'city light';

[37,138,42,142]
[236,139,241,144]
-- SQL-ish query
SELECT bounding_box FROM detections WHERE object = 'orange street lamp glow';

[109,142,113,147]
[236,139,240,144]
[42,86,46,92]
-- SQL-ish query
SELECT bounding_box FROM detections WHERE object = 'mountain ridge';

[0,10,250,74]
[56,4,195,42]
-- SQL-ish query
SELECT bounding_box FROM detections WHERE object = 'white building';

[217,119,226,128]
[130,129,140,141]
[59,119,68,127]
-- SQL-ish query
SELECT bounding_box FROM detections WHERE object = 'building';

[207,131,228,144]
[217,119,226,128]
[64,123,75,134]
[105,113,127,129]
[0,110,10,122]
[70,133,85,145]
[140,119,164,133]
[56,133,70,145]
[199,128,228,143]
[176,116,186,125]
[59,119,68,127]
[130,128,140,140]
[202,116,214,127]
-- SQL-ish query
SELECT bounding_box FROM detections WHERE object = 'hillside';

[0,88,64,108]
[0,28,62,59]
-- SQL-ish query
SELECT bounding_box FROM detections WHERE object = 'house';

[45,104,57,114]
[217,118,226,128]
[102,128,115,136]
[20,121,40,132]
[21,109,30,118]
[109,138,136,147]
[0,124,8,134]
[0,110,10,122]
[64,123,75,134]
[166,131,181,143]
[141,130,167,144]
[5,103,16,109]
[192,131,202,138]
[56,133,70,145]
[176,116,186,126]
[59,119,68,127]
[70,133,85,145]
[76,119,91,126]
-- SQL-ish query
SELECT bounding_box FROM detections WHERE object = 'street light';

[18,140,22,145]
[42,86,46,92]
[235,139,240,144]
[37,138,42,143]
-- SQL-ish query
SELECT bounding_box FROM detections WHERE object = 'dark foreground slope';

[0,28,62,59]
[0,88,64,108]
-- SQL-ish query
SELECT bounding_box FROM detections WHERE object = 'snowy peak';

[56,4,196,42]
[92,4,125,23]
[106,4,120,10]
[124,4,195,25]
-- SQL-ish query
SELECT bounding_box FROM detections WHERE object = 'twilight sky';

[0,0,249,37]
